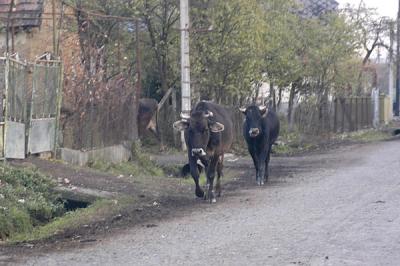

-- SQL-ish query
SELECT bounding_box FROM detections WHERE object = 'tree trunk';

[287,82,297,132]
[269,82,276,111]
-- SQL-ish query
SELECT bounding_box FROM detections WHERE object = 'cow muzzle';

[249,128,260,137]
[192,148,207,157]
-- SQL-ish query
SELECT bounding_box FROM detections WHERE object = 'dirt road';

[6,139,400,265]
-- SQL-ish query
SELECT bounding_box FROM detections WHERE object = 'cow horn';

[203,111,214,118]
[180,112,190,120]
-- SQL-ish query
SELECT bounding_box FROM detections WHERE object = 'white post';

[372,88,380,128]
[180,0,190,150]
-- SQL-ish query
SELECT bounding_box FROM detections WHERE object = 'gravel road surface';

[6,140,400,266]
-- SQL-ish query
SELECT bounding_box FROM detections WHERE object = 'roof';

[0,0,44,28]
[296,0,339,18]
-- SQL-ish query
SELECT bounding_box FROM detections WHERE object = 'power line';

[61,1,139,21]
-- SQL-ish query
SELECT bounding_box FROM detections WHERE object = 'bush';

[0,165,64,240]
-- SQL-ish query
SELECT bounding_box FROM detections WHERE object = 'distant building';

[295,0,339,18]
[0,0,44,29]
[0,0,54,60]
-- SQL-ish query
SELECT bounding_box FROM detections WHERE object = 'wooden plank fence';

[333,97,373,132]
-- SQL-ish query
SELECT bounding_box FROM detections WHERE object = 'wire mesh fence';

[7,58,28,123]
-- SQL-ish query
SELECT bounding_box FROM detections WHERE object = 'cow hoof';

[211,198,217,204]
[195,189,204,198]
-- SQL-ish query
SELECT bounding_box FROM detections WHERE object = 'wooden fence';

[294,96,391,134]
[333,97,373,132]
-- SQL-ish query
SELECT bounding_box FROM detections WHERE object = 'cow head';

[173,111,225,157]
[240,105,268,138]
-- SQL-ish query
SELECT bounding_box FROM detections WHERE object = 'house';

[0,0,56,60]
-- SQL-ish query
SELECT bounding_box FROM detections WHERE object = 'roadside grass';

[8,197,133,244]
[88,153,164,178]
[272,125,392,156]
[0,165,64,241]
[0,164,135,244]
[335,129,392,142]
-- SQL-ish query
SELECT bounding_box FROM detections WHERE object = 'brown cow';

[138,98,160,141]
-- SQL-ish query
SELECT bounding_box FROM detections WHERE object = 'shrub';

[0,165,64,240]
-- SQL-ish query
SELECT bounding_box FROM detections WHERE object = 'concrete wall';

[60,144,131,166]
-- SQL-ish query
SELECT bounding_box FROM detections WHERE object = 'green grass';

[0,165,65,241]
[8,198,130,243]
[336,129,391,142]
[272,123,392,156]
[88,153,165,178]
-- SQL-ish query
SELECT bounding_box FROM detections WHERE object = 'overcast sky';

[337,0,397,18]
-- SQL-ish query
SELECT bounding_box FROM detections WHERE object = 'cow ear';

[210,122,224,133]
[239,107,246,114]
[259,106,268,116]
[173,120,189,131]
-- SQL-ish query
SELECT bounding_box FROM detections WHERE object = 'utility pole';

[52,0,57,55]
[180,0,190,149]
[389,21,394,118]
[396,0,400,116]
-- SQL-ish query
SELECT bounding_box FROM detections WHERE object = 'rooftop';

[0,0,44,28]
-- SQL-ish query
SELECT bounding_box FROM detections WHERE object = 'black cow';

[173,101,233,203]
[240,105,280,186]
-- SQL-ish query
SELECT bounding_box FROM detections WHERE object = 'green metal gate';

[1,57,29,159]
[0,55,62,159]
[27,59,62,156]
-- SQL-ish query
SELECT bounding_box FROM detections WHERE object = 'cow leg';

[205,156,218,203]
[264,144,272,182]
[249,151,259,183]
[189,157,204,198]
[216,155,224,197]
[257,151,268,186]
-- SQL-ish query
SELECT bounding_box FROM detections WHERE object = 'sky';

[336,0,397,18]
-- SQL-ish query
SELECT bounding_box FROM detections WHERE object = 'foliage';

[340,2,393,95]
[61,0,389,140]
[136,0,181,95]
[191,0,266,104]
[0,165,64,240]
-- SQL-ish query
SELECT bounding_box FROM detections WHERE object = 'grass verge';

[88,153,164,178]
[273,128,392,156]
[8,198,132,244]
[0,165,65,241]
